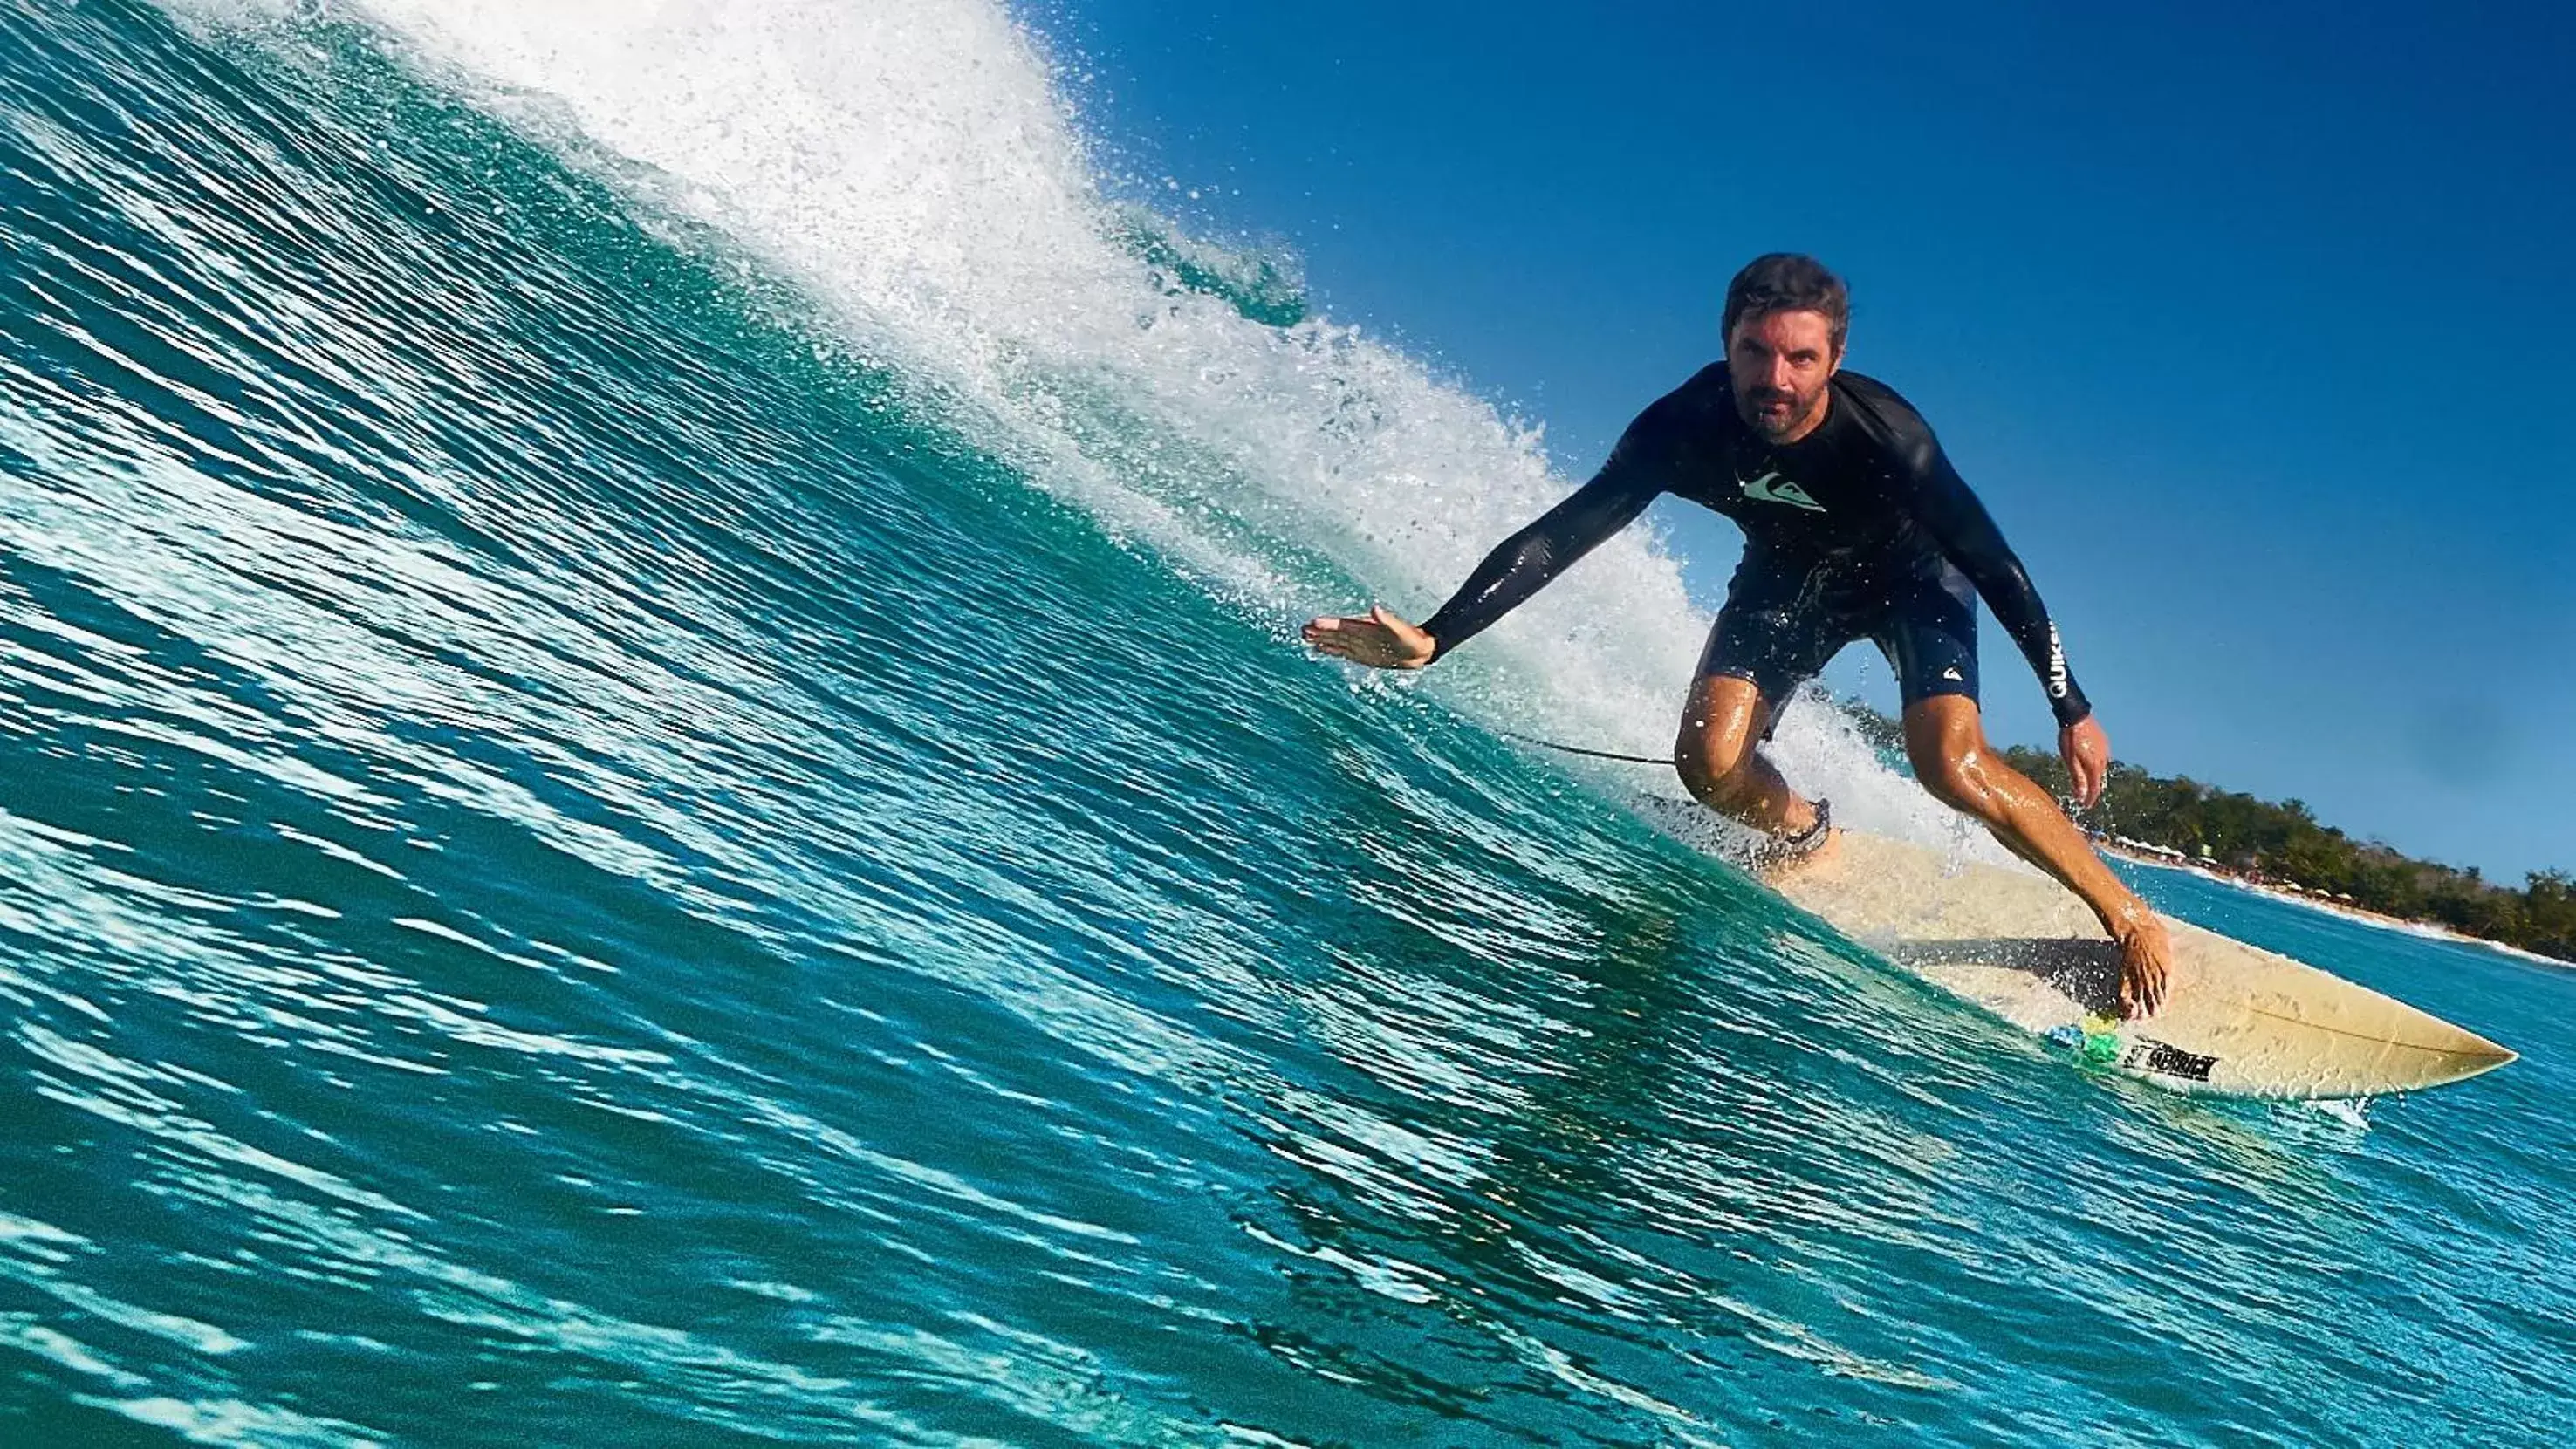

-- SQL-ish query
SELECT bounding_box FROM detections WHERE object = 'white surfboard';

[1648,803,2514,1098]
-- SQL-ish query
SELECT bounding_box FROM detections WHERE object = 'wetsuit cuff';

[1419,613,1458,664]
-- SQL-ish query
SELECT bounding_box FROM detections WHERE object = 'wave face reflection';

[0,3,2563,1445]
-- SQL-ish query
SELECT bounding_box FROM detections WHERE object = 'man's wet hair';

[1723,254,1850,353]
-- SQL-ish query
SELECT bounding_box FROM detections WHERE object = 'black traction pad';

[2121,1038,2218,1083]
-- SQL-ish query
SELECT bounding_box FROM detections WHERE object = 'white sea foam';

[180,0,1979,852]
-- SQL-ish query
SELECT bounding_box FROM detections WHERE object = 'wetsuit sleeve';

[1900,438,2094,727]
[1416,405,1680,660]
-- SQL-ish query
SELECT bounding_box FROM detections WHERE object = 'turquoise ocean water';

[3,3,2570,1444]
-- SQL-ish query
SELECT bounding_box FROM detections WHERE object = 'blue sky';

[1041,0,2574,881]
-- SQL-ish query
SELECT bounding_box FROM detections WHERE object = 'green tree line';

[1837,700,2574,963]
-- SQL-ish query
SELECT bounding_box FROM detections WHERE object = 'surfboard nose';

[2456,1037,2517,1071]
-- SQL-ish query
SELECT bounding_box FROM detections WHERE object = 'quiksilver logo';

[1739,470,1825,512]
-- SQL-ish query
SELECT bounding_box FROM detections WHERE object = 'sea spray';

[179,0,1992,854]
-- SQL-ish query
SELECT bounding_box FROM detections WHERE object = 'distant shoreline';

[2102,844,2573,967]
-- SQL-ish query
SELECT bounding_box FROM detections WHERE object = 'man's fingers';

[2124,962,2167,1019]
[2072,748,2105,809]
[1305,615,1376,645]
[1306,612,1391,638]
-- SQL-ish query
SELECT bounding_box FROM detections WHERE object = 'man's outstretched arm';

[1301,473,1656,668]
[1413,471,1661,660]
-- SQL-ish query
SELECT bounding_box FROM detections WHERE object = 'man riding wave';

[1305,253,2173,1017]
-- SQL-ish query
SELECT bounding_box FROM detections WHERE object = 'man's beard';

[1737,383,1826,441]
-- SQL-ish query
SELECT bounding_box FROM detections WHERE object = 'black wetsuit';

[1420,365,2093,728]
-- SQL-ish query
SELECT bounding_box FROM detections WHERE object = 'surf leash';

[1490,728,1675,768]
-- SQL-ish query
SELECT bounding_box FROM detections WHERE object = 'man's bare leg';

[1902,695,2172,1016]
[1673,674,1827,840]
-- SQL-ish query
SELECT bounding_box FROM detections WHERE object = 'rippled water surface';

[2,3,2569,1445]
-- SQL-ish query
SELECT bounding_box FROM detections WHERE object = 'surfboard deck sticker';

[1642,802,2516,1099]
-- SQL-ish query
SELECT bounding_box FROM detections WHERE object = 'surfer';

[1305,254,2172,1017]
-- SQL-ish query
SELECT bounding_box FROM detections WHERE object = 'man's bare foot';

[1757,799,1841,884]
[1762,825,1843,884]
[2113,913,2174,1019]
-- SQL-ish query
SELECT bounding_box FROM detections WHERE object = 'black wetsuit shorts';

[1698,546,1980,708]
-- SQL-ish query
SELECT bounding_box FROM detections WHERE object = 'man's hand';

[2114,912,2173,1020]
[1303,605,1436,670]
[2059,714,2111,810]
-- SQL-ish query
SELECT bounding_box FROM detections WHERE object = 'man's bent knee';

[1677,749,1767,810]
[1675,675,1771,804]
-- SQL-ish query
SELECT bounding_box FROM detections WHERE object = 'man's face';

[1726,309,1841,443]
